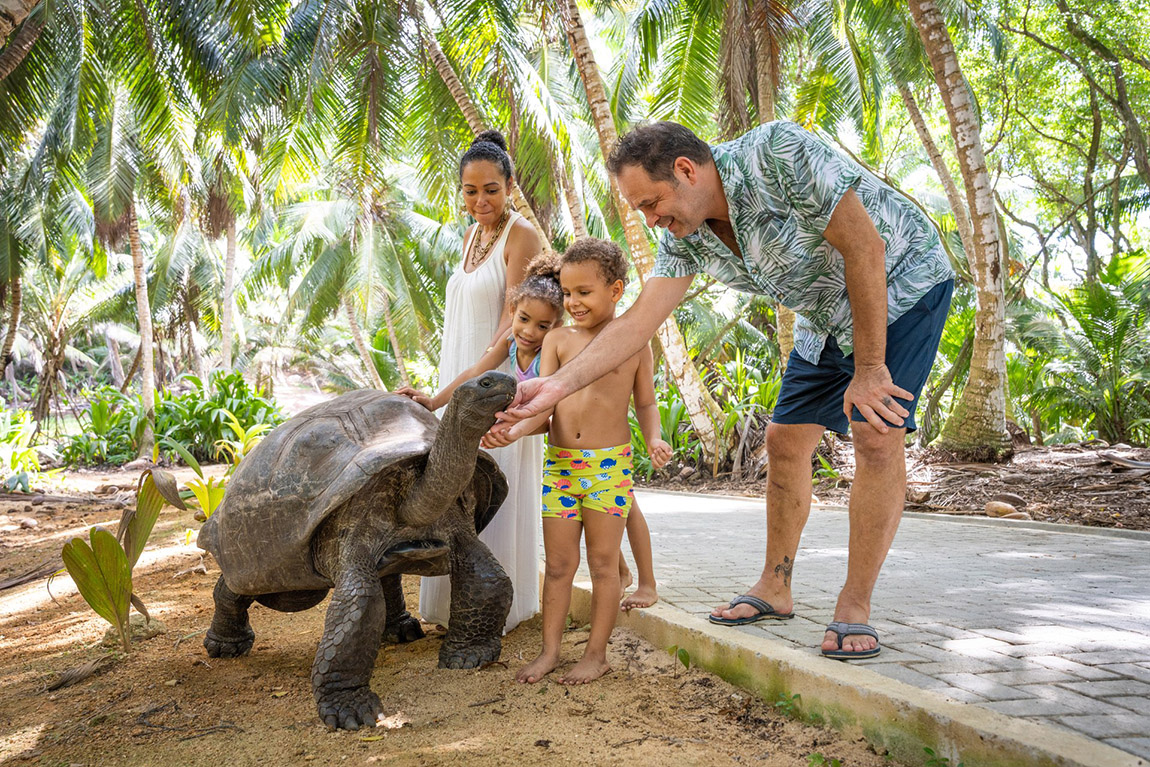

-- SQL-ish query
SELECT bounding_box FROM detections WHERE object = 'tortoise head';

[442,372,516,438]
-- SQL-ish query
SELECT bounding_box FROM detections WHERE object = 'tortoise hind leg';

[312,560,387,730]
[381,574,424,644]
[440,536,512,669]
[204,575,256,658]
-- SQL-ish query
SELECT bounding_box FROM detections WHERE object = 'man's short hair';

[606,122,713,182]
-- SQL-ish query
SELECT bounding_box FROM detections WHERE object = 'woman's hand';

[648,438,673,469]
[395,387,434,411]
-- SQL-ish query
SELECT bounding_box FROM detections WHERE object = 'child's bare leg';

[561,511,626,685]
[517,518,581,684]
[621,501,658,611]
[618,554,632,601]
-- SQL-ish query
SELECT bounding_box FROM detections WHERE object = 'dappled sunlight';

[0,722,49,762]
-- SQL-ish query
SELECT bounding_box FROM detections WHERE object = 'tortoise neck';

[399,400,487,527]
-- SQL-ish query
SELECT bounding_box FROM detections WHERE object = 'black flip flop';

[708,594,795,626]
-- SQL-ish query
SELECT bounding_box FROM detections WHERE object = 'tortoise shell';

[198,390,506,594]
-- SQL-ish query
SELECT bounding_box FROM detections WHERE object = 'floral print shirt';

[651,121,954,364]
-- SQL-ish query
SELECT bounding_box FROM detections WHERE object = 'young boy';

[484,238,671,685]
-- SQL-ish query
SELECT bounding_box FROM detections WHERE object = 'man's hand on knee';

[843,363,912,433]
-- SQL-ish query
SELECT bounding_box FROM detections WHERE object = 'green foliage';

[666,644,691,671]
[775,692,802,717]
[923,746,964,767]
[812,454,840,485]
[1015,257,1150,445]
[60,469,185,653]
[0,409,41,482]
[187,475,228,520]
[61,372,283,467]
[61,527,133,653]
[806,753,842,767]
[156,372,282,462]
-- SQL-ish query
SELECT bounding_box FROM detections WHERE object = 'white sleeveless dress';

[419,211,542,633]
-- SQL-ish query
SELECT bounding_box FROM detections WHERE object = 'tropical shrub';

[60,470,185,652]
[1016,257,1150,446]
[61,372,284,466]
[1,409,42,484]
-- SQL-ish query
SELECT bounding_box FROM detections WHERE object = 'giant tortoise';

[197,373,516,729]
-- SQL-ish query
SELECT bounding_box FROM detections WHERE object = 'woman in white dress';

[418,131,542,633]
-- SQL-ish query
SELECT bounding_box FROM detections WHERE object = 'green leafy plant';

[806,753,842,767]
[0,409,41,488]
[667,644,691,671]
[775,691,802,717]
[812,454,840,485]
[160,438,228,521]
[213,412,274,474]
[60,470,186,651]
[923,747,964,767]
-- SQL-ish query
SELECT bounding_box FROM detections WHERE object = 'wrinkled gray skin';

[198,373,516,730]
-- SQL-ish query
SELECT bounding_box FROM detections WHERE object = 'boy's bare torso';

[546,323,643,450]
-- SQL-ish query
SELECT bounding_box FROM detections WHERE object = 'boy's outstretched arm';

[631,344,672,469]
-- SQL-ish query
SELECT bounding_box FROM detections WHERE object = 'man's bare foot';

[621,583,658,612]
[516,651,560,684]
[558,656,611,685]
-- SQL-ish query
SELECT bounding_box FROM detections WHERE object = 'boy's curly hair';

[560,238,629,286]
[509,252,564,317]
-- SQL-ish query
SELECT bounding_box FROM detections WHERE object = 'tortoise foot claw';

[204,629,254,658]
[316,687,383,731]
[438,637,501,669]
[384,612,425,644]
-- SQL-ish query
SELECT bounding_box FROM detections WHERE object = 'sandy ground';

[0,471,904,767]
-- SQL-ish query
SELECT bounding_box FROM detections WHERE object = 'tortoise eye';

[479,376,493,388]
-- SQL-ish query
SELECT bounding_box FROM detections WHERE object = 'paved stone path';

[602,490,1150,761]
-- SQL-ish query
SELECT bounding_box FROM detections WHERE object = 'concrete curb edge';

[567,585,1146,767]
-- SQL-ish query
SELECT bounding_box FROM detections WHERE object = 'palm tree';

[559,0,726,466]
[909,0,1010,456]
[0,0,38,49]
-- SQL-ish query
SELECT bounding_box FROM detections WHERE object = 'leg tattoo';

[773,555,793,587]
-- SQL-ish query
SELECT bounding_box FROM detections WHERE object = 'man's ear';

[674,156,697,184]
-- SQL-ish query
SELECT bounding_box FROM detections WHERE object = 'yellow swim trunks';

[541,443,634,521]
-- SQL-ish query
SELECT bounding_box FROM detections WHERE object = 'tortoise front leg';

[440,537,512,669]
[312,561,387,730]
[381,574,424,644]
[204,575,256,658]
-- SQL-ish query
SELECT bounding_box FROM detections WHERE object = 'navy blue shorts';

[772,280,953,435]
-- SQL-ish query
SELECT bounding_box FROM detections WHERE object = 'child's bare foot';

[516,651,560,684]
[558,656,611,685]
[621,583,658,611]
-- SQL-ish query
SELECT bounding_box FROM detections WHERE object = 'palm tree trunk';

[0,8,40,82]
[558,163,587,238]
[909,0,1009,457]
[106,330,125,388]
[422,27,552,251]
[562,0,726,466]
[0,0,39,49]
[381,293,411,388]
[220,218,237,369]
[895,79,976,262]
[749,23,794,373]
[128,204,156,460]
[1,274,20,369]
[344,297,385,390]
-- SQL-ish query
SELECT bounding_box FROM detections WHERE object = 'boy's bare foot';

[558,656,611,685]
[516,651,560,684]
[621,583,658,612]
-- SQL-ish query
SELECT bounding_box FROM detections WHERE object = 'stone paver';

[590,490,1150,762]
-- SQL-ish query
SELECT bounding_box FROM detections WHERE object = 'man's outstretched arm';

[498,274,694,423]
